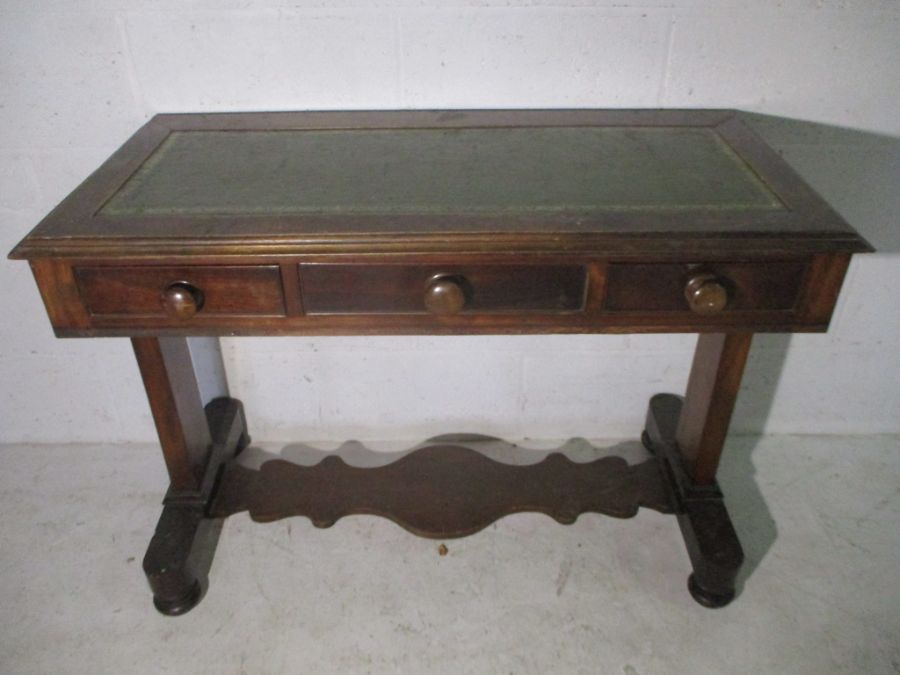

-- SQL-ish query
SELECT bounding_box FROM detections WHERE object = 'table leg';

[132,337,248,615]
[132,337,213,497]
[643,333,751,608]
[677,333,753,486]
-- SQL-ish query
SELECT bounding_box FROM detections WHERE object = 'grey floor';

[0,434,898,675]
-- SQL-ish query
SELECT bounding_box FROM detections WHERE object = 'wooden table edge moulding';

[9,109,872,615]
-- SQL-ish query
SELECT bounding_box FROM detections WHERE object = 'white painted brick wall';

[1,1,898,443]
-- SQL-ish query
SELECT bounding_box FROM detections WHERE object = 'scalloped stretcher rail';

[209,445,675,538]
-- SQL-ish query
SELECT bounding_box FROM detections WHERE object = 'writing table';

[9,110,871,614]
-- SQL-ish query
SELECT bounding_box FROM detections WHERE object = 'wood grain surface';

[210,445,674,537]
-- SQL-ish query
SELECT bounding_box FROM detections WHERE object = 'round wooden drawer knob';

[424,275,467,315]
[684,274,729,315]
[162,282,204,319]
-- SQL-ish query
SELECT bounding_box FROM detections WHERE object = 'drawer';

[605,261,807,314]
[299,264,587,315]
[74,265,286,318]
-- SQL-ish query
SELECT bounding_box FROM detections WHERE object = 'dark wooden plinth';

[643,393,745,608]
[142,397,248,616]
[209,446,674,538]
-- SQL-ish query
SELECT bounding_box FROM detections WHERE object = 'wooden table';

[9,110,871,615]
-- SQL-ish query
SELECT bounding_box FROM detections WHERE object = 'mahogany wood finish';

[143,397,249,615]
[27,254,849,336]
[8,110,872,614]
[131,337,213,496]
[796,253,853,325]
[643,394,744,608]
[29,259,92,330]
[7,110,871,260]
[605,260,807,314]
[209,446,674,536]
[298,263,587,315]
[676,333,754,485]
[74,265,285,318]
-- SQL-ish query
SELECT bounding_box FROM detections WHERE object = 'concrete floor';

[0,434,898,675]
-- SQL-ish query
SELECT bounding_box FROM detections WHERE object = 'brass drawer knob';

[162,282,204,319]
[685,274,729,315]
[424,275,467,315]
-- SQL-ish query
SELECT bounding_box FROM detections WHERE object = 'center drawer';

[298,264,588,315]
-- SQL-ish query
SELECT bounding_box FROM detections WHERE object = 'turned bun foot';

[152,579,203,616]
[688,573,735,608]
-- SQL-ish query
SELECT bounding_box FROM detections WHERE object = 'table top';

[103,127,779,217]
[9,109,871,259]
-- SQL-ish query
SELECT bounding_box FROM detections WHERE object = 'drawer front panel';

[299,264,587,314]
[606,261,807,313]
[74,265,286,317]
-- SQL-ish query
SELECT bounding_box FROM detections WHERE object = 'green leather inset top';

[102,127,782,217]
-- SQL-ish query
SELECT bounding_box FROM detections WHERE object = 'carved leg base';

[143,504,208,616]
[644,394,744,608]
[688,573,735,609]
[143,397,249,616]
